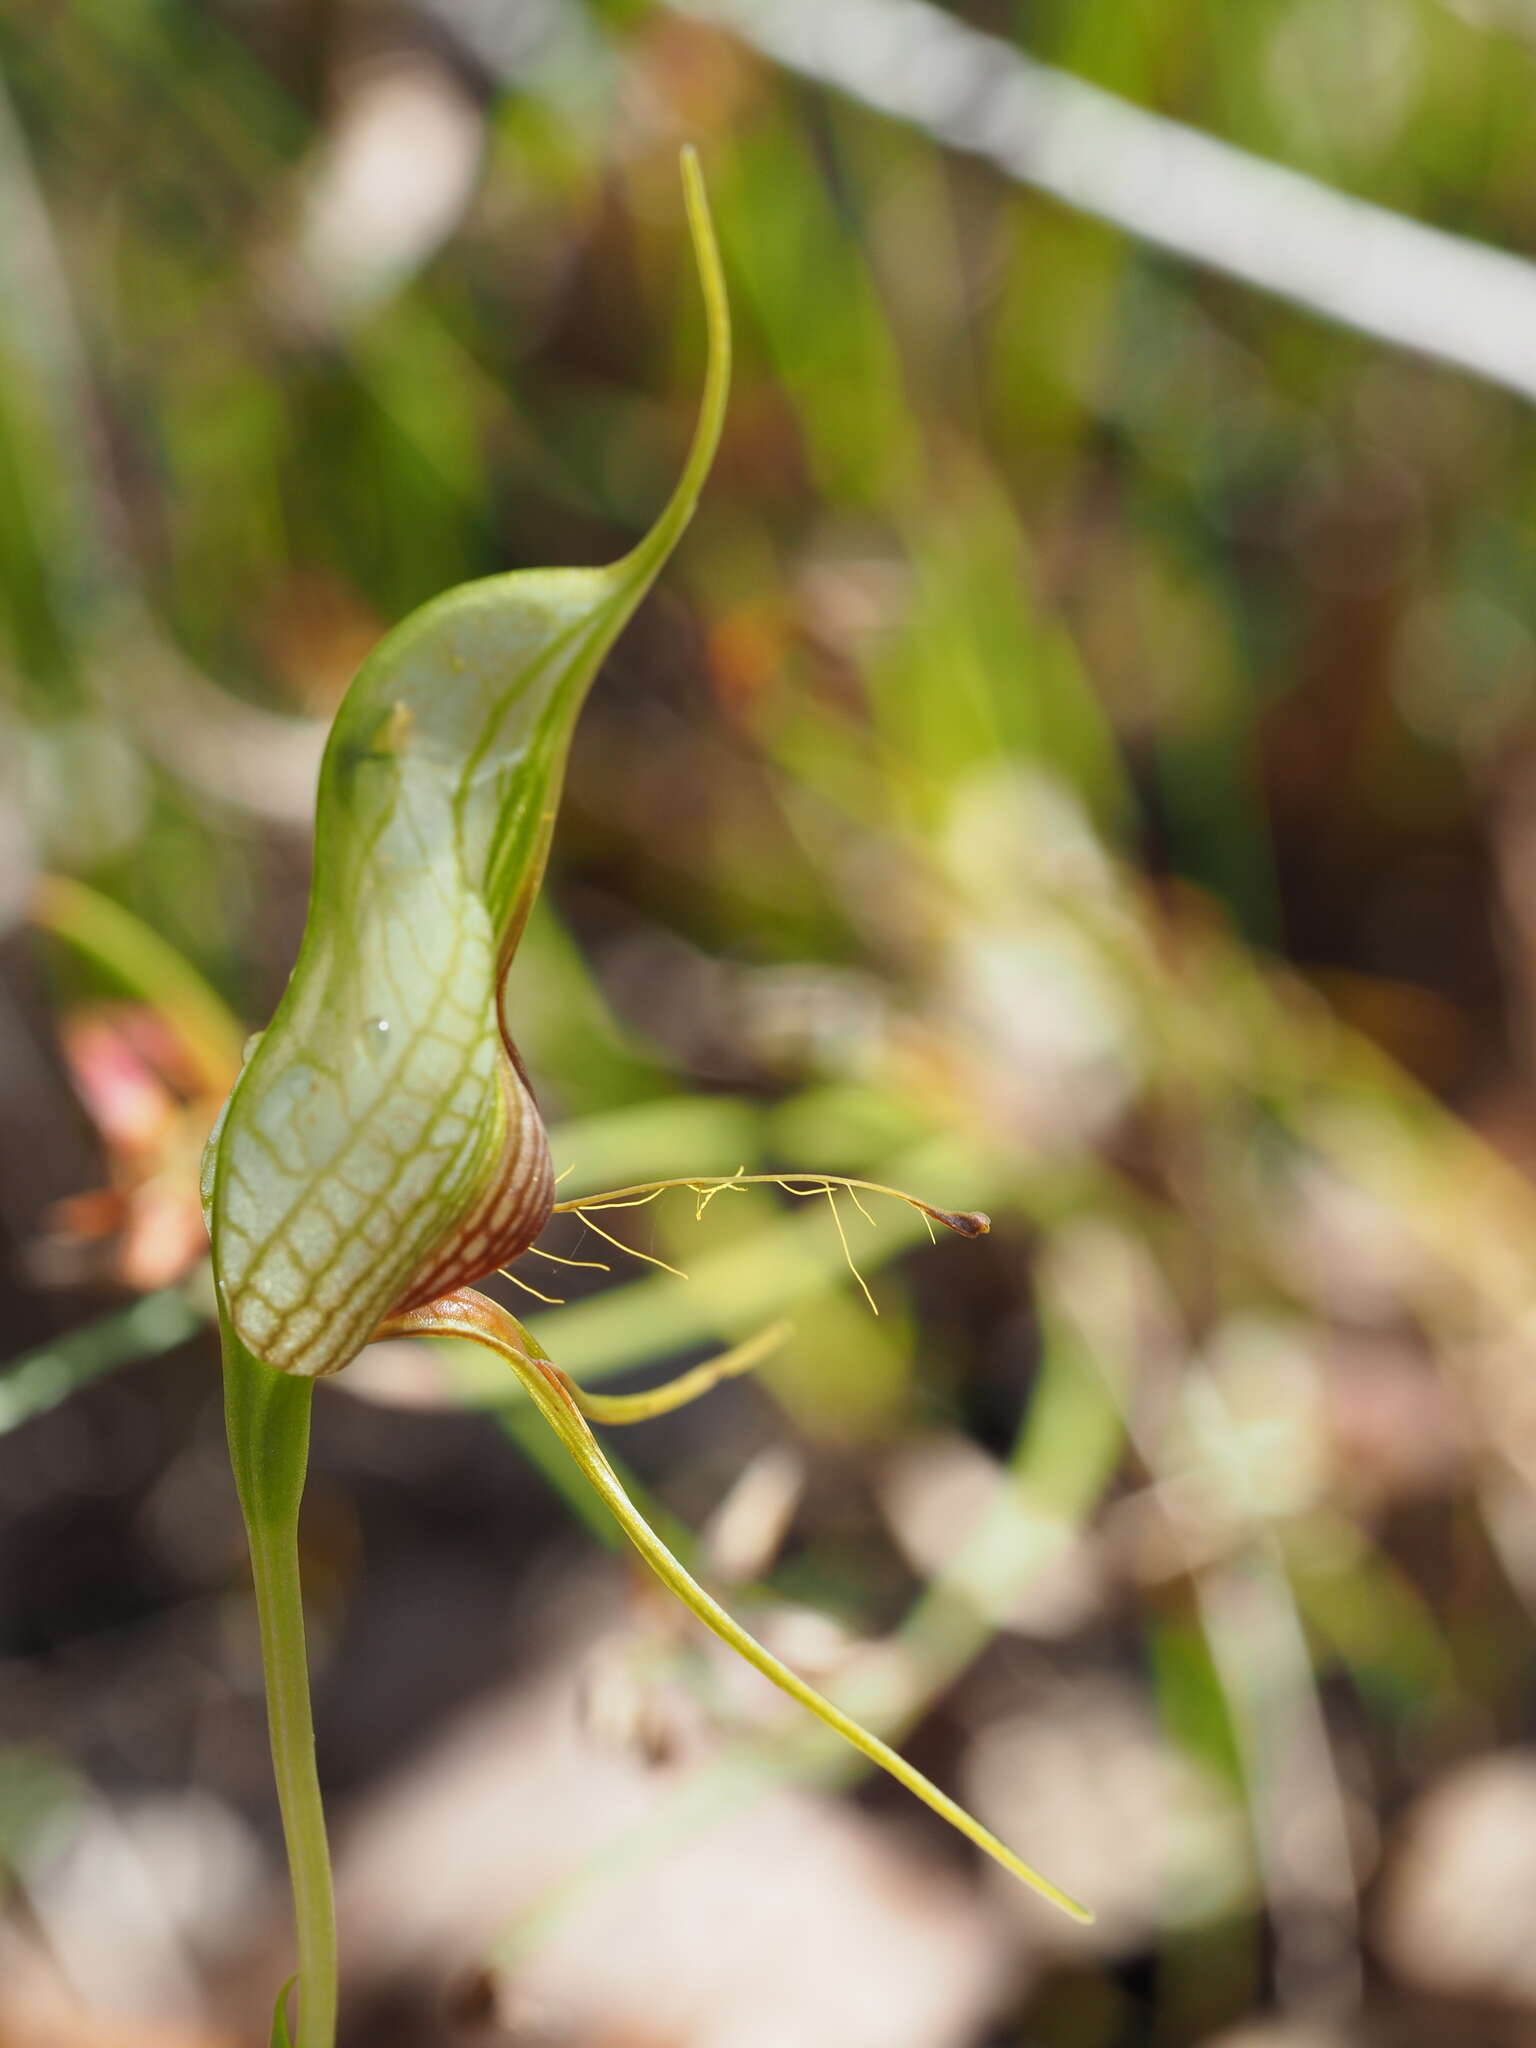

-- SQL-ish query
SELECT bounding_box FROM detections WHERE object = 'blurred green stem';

[222,1318,337,2048]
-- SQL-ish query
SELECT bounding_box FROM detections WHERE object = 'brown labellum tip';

[930,1207,990,1238]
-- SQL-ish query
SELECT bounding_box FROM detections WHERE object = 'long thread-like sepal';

[381,1288,1094,1925]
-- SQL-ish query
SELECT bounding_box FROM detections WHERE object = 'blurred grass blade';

[30,874,243,1094]
[270,1977,297,2048]
[0,1290,201,1436]
[684,0,1536,406]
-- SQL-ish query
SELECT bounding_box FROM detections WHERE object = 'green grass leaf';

[269,1977,297,2048]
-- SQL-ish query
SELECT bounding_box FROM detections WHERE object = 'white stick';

[683,0,1536,405]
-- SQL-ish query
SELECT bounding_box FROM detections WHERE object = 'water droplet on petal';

[362,1016,392,1056]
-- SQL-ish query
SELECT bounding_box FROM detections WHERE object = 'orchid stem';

[221,1319,338,2048]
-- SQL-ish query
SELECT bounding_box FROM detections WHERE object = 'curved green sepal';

[270,1977,298,2048]
[382,1290,1094,1926]
[203,152,730,1380]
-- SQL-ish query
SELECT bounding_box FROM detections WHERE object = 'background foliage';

[7,2,1536,2042]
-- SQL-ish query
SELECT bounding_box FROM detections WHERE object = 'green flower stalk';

[203,151,1089,2048]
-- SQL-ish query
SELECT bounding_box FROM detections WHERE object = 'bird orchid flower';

[202,152,1088,2048]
